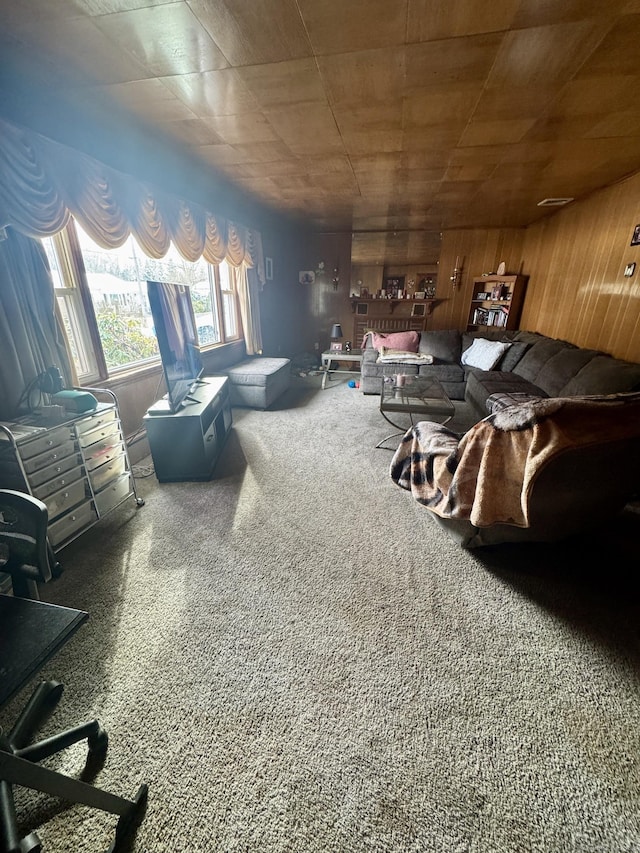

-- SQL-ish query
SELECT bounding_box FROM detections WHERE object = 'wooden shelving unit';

[466,275,528,332]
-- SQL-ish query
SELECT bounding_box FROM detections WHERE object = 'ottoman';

[225,358,291,409]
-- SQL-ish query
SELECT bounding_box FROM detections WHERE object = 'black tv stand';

[143,376,232,482]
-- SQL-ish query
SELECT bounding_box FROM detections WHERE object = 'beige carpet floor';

[5,374,640,852]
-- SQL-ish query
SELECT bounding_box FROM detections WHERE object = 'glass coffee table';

[377,376,455,449]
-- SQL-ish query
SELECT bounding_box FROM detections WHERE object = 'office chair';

[0,489,147,853]
[0,489,56,600]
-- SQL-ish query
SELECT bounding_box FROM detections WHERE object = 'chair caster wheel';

[136,498,145,507]
[20,831,42,852]
[88,725,109,754]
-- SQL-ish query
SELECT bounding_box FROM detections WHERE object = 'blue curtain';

[0,227,72,420]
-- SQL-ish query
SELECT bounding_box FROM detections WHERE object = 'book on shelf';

[472,305,509,327]
[472,307,489,325]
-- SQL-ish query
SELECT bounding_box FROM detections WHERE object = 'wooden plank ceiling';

[2,0,640,264]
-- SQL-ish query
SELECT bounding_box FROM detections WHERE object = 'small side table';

[321,349,363,390]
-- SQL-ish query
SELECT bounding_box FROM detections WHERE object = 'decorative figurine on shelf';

[344,340,352,352]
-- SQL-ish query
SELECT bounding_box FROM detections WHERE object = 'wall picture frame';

[265,257,273,280]
[299,270,315,285]
[411,302,426,317]
[631,225,640,246]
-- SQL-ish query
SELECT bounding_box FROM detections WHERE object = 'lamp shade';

[330,324,343,339]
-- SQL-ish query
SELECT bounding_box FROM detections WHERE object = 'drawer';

[18,426,72,461]
[28,452,82,489]
[94,473,132,516]
[32,464,84,500]
[84,440,124,472]
[22,440,78,476]
[45,478,89,521]
[77,420,121,449]
[75,407,116,436]
[48,500,97,548]
[89,453,127,493]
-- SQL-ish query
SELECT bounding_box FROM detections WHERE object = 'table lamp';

[330,323,343,341]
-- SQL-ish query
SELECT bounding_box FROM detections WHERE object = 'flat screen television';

[147,281,204,413]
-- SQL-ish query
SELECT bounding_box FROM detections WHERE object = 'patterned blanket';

[390,392,640,528]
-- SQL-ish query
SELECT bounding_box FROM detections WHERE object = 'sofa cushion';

[369,330,419,352]
[498,341,531,372]
[417,363,465,383]
[511,338,575,383]
[419,329,462,362]
[533,347,602,396]
[514,331,544,346]
[461,338,512,370]
[465,369,548,415]
[560,355,640,395]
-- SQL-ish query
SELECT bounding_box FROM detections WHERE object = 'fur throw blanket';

[390,392,640,528]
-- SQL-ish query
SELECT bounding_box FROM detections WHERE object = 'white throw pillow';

[461,338,511,371]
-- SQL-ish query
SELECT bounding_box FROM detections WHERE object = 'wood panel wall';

[520,172,640,363]
[415,172,640,365]
[300,232,354,353]
[433,229,526,331]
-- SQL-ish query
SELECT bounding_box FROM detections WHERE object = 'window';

[43,232,100,380]
[43,218,242,382]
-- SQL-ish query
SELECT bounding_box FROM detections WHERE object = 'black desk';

[0,594,87,708]
[0,594,147,852]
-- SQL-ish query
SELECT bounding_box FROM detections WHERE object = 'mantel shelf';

[349,297,441,314]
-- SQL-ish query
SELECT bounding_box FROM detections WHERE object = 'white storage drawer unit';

[48,500,98,548]
[0,388,143,551]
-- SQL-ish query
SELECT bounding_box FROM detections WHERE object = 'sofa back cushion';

[533,347,602,396]
[499,341,531,372]
[511,338,575,383]
[560,355,640,396]
[514,331,544,346]
[419,329,461,363]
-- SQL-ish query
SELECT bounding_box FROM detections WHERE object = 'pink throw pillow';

[369,330,419,353]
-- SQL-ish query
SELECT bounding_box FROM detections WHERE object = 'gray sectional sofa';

[361,328,640,417]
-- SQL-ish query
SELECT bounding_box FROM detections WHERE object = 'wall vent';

[537,197,574,207]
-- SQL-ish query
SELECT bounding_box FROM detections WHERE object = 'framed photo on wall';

[631,225,640,246]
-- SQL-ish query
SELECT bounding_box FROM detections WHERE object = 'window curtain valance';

[0,117,266,284]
